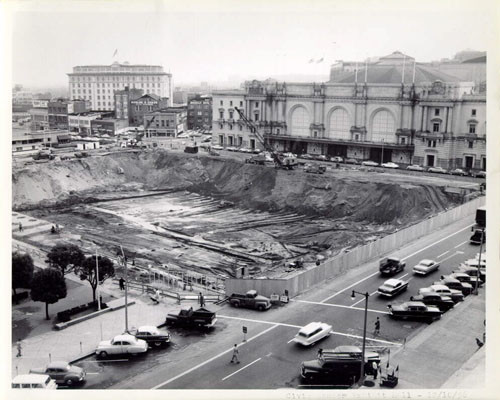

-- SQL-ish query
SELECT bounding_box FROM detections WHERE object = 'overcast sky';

[5,0,495,89]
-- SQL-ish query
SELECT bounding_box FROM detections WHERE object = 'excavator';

[234,107,297,170]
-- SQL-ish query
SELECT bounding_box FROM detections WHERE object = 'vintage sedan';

[95,334,148,358]
[450,168,467,176]
[315,154,328,161]
[293,322,332,346]
[361,160,379,167]
[406,164,425,171]
[427,166,448,174]
[445,272,483,288]
[413,259,440,275]
[377,278,408,297]
[134,326,171,347]
[387,301,441,322]
[211,145,223,150]
[30,361,85,387]
[455,265,486,283]
[330,156,344,163]
[409,293,455,312]
[381,162,399,169]
[419,284,464,303]
[433,277,473,296]
[345,158,359,164]
[475,171,486,178]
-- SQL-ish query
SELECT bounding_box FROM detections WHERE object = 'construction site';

[12,148,482,294]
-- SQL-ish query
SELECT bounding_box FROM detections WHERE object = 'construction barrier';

[225,196,485,298]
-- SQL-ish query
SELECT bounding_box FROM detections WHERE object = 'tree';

[75,255,115,302]
[12,252,34,301]
[30,268,67,320]
[46,243,85,276]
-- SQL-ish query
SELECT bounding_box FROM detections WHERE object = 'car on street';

[427,166,448,174]
[29,361,86,387]
[377,278,408,297]
[292,322,332,346]
[475,171,486,178]
[387,301,442,322]
[304,163,326,174]
[412,259,440,275]
[133,326,171,347]
[95,334,148,358]
[211,145,223,150]
[433,277,473,296]
[315,154,328,161]
[470,229,485,244]
[283,152,297,158]
[381,162,399,169]
[361,160,379,167]
[12,374,58,389]
[406,165,425,171]
[330,156,344,163]
[225,146,238,152]
[449,168,467,176]
[455,265,486,282]
[379,256,405,276]
[409,293,455,312]
[419,284,464,303]
[299,154,314,160]
[444,272,483,288]
[345,158,359,164]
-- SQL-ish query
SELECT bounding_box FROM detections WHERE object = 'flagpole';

[364,59,368,83]
[402,55,406,84]
[412,60,416,84]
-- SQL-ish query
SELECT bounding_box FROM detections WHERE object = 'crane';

[234,107,296,170]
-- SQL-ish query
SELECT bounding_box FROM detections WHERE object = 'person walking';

[199,292,205,307]
[372,362,379,380]
[374,317,380,336]
[119,277,125,291]
[151,289,160,304]
[16,339,22,357]
[317,348,323,359]
[18,222,23,232]
[230,344,240,364]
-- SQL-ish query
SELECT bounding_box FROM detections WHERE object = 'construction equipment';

[234,107,297,170]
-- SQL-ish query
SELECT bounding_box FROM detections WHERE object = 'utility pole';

[96,247,101,311]
[474,229,485,295]
[120,245,129,332]
[351,290,369,386]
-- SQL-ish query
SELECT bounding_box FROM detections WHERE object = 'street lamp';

[474,228,485,295]
[351,290,370,386]
[380,139,384,165]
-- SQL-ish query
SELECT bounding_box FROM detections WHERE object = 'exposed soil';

[12,150,463,279]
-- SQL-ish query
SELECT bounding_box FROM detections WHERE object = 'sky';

[4,0,496,89]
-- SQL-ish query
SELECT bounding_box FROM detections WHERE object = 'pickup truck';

[228,290,271,311]
[379,257,406,276]
[165,307,217,329]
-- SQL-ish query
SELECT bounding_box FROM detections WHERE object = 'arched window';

[372,110,396,142]
[328,108,350,140]
[290,106,309,137]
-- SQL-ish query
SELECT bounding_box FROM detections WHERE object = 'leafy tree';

[30,268,67,320]
[12,252,34,301]
[46,243,85,276]
[75,255,115,302]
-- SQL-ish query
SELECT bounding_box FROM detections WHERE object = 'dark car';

[133,325,171,347]
[470,229,485,244]
[379,257,406,276]
[377,278,408,297]
[444,273,483,288]
[455,266,486,283]
[387,301,442,322]
[30,361,86,387]
[433,277,473,296]
[409,293,455,312]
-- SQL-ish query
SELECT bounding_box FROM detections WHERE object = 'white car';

[330,156,344,163]
[361,160,379,167]
[283,152,297,158]
[377,278,408,297]
[211,145,223,150]
[96,334,148,358]
[292,322,332,346]
[413,259,440,275]
[12,374,57,389]
[406,165,425,171]
[381,162,399,169]
[226,146,238,152]
[418,284,464,303]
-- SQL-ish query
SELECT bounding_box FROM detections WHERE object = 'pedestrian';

[55,223,60,233]
[230,344,240,364]
[152,289,160,304]
[51,225,56,234]
[374,317,380,336]
[317,348,323,359]
[16,339,22,357]
[372,362,378,380]
[119,277,125,291]
[18,222,23,232]
[199,292,205,307]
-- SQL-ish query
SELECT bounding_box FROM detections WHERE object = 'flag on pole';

[113,49,118,57]
[316,57,324,63]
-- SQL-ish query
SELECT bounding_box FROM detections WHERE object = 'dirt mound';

[12,151,459,224]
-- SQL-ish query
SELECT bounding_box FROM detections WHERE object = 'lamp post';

[474,228,485,295]
[351,290,370,386]
[380,139,384,165]
[95,247,101,311]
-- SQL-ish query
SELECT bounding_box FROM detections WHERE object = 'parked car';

[292,322,332,346]
[211,145,223,150]
[166,307,217,329]
[444,272,483,288]
[433,277,473,296]
[29,361,85,387]
[133,326,171,347]
[409,293,455,312]
[304,163,326,174]
[475,171,486,178]
[456,265,486,283]
[427,166,447,174]
[450,168,466,176]
[226,146,238,152]
[406,165,425,171]
[12,374,57,389]
[314,154,328,161]
[361,160,379,167]
[345,158,359,164]
[377,278,408,297]
[300,154,314,160]
[95,334,148,358]
[283,152,297,158]
[228,290,271,311]
[387,301,441,322]
[381,162,399,169]
[418,284,464,303]
[470,229,485,244]
[412,259,440,276]
[330,156,344,163]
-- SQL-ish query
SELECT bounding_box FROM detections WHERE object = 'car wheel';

[232,302,240,308]
[65,379,74,386]
[257,305,265,311]
[154,341,162,348]
[99,351,108,358]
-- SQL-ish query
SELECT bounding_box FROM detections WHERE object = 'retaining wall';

[225,196,485,298]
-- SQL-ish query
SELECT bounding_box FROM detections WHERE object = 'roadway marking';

[350,290,378,308]
[437,251,449,258]
[320,271,379,303]
[293,299,390,315]
[455,240,468,248]
[287,337,296,344]
[151,324,278,389]
[221,357,261,381]
[440,251,462,263]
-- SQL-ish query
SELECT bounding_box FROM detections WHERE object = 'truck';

[379,257,406,276]
[473,207,486,230]
[184,145,199,154]
[32,150,55,161]
[165,307,217,329]
[228,290,271,311]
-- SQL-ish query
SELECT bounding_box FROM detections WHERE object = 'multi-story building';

[91,118,130,136]
[114,87,143,122]
[143,107,187,138]
[67,62,173,111]
[129,94,170,126]
[29,99,51,131]
[212,52,486,172]
[187,95,212,130]
[48,99,90,130]
[69,112,112,135]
